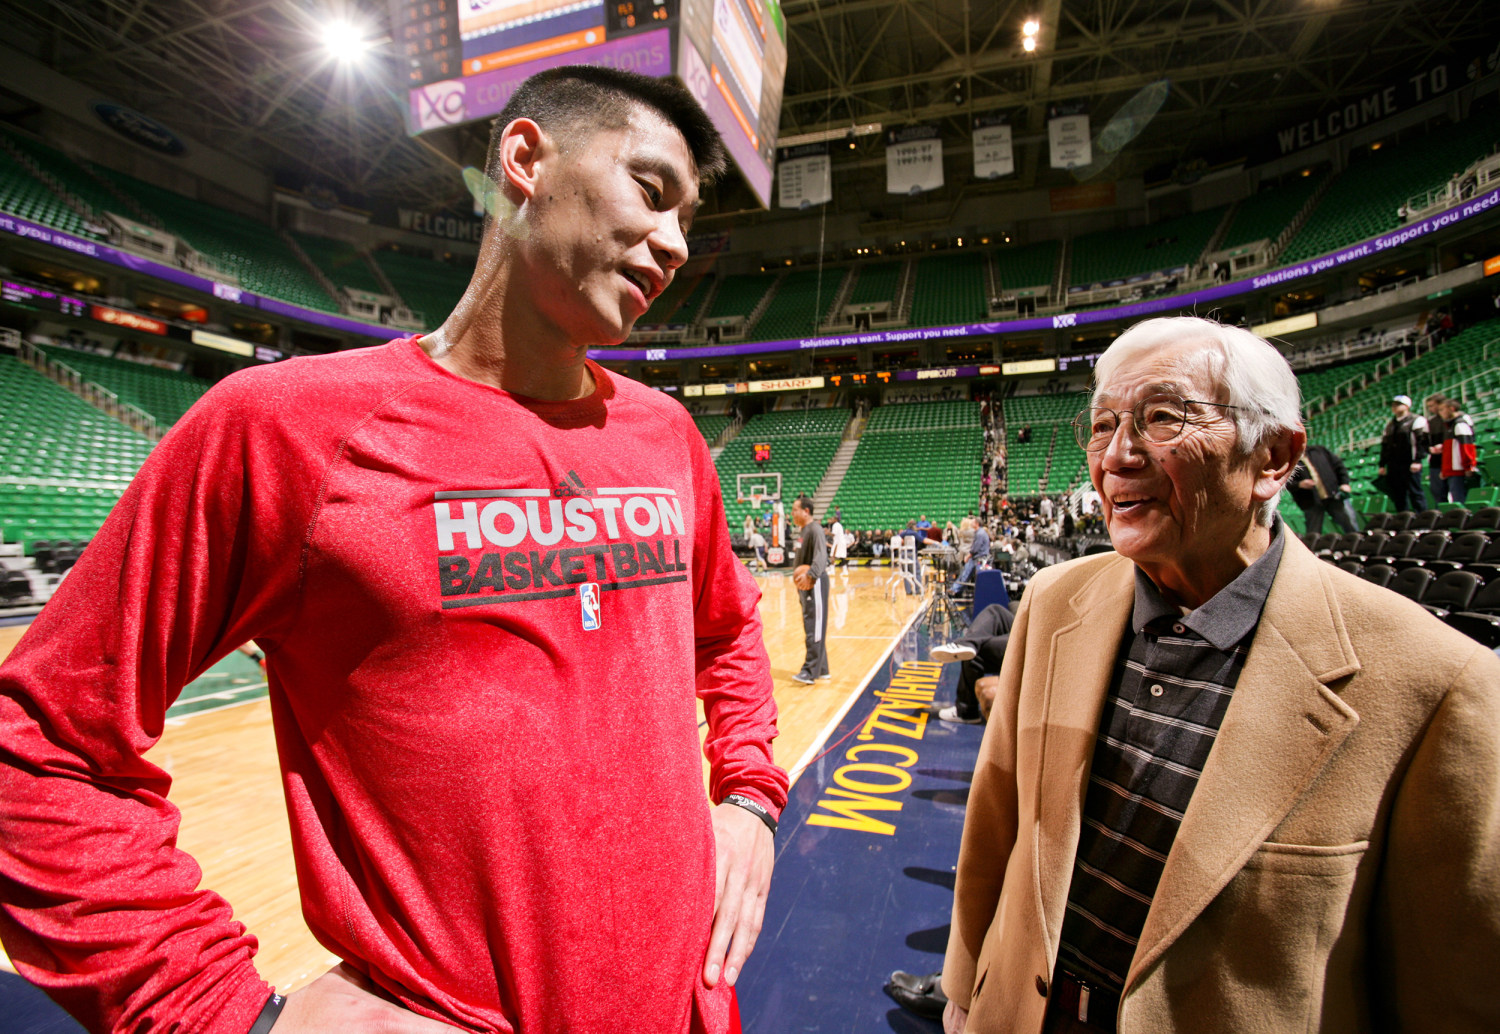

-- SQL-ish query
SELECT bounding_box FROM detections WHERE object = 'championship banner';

[1048,104,1091,170]
[972,115,1013,180]
[778,142,832,209]
[886,125,943,195]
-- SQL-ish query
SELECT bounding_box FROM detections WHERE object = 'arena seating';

[693,413,730,445]
[1281,118,1498,263]
[991,240,1060,292]
[645,271,714,325]
[291,232,385,296]
[1001,394,1080,494]
[369,249,471,329]
[1219,174,1325,251]
[0,129,123,232]
[85,164,341,313]
[1070,206,1226,287]
[0,354,151,550]
[34,345,211,427]
[909,252,989,327]
[718,407,847,530]
[752,268,836,341]
[830,400,980,529]
[847,261,903,306]
[706,273,777,324]
[0,147,101,241]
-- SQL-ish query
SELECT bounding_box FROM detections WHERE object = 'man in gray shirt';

[791,494,830,684]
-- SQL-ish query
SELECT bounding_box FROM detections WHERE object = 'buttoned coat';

[942,535,1500,1032]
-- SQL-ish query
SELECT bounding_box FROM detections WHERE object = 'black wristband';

[247,991,285,1034]
[723,793,777,836]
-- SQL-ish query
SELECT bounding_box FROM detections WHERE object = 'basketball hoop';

[751,492,764,509]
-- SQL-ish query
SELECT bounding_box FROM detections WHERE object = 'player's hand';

[943,998,968,1033]
[277,964,460,1032]
[703,801,774,989]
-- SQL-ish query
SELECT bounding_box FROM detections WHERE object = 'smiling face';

[523,106,698,346]
[1088,338,1272,599]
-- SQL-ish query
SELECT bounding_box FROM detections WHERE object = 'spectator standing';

[1425,394,1449,504]
[1289,443,1361,534]
[1378,394,1428,512]
[1439,397,1478,503]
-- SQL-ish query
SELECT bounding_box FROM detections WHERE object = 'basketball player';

[790,495,830,684]
[0,68,786,1034]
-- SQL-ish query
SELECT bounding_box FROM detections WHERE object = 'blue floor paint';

[0,971,86,1034]
[739,617,984,1033]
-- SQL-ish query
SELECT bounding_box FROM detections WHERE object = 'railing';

[17,340,164,442]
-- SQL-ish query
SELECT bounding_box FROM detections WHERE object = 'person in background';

[830,513,848,567]
[1378,393,1428,513]
[790,494,830,685]
[1425,394,1449,505]
[1289,442,1360,535]
[930,602,1015,725]
[1439,396,1478,504]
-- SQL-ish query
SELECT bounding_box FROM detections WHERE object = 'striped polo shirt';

[1057,521,1287,992]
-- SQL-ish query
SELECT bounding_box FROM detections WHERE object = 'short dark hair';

[487,66,727,187]
[795,494,814,516]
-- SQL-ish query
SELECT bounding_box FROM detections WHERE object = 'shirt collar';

[1130,518,1287,650]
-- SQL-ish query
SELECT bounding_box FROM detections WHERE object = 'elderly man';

[942,316,1500,1034]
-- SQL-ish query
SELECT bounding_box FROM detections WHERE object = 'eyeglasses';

[1072,393,1241,451]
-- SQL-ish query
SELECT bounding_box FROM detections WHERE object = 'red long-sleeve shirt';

[0,337,787,1034]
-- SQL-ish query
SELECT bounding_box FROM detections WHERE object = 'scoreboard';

[392,0,461,86]
[394,0,786,208]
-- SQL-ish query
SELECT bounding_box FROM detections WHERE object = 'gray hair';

[1091,315,1304,524]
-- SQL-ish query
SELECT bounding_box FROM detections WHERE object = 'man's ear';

[497,117,548,202]
[1255,424,1307,505]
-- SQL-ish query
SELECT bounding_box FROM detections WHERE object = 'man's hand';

[277,964,459,1032]
[1338,484,1352,495]
[1410,462,1423,473]
[703,801,774,989]
[943,998,968,1033]
[1297,478,1315,490]
[792,564,812,591]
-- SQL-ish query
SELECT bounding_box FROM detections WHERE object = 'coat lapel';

[1034,555,1136,958]
[1124,537,1362,991]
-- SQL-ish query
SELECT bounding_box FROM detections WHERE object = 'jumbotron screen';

[397,0,785,207]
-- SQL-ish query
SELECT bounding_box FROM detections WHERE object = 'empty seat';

[1443,578,1500,648]
[1396,531,1450,571]
[1467,506,1500,531]
[1434,508,1472,532]
[1429,532,1488,575]
[1361,563,1397,588]
[1375,532,1418,561]
[1421,570,1483,618]
[1389,567,1434,602]
[1337,560,1364,577]
[1409,509,1443,531]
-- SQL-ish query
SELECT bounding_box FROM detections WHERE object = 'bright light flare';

[321,19,371,61]
[1022,35,1037,52]
[1023,19,1040,36]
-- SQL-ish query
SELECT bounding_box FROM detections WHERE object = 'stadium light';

[1023,19,1040,36]
[1023,35,1037,52]
[321,19,372,61]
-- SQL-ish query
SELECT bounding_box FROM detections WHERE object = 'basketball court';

[0,567,968,1032]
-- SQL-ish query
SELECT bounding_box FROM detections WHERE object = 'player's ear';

[497,117,548,202]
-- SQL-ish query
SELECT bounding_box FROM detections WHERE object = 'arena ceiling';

[0,0,1495,221]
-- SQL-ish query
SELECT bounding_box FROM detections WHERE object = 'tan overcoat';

[942,535,1500,1032]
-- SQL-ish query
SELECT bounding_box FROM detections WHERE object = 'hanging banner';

[886,125,944,195]
[1048,103,1091,170]
[777,142,832,209]
[972,114,1013,180]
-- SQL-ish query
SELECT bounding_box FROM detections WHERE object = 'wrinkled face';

[526,107,698,345]
[1088,338,1264,572]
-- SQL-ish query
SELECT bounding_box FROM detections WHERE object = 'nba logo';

[580,582,601,631]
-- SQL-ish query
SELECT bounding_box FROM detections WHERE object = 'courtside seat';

[1420,570,1482,619]
[1394,531,1450,571]
[1350,533,1388,562]
[1442,578,1500,648]
[1360,563,1397,588]
[1383,511,1414,533]
[1374,531,1418,561]
[1433,508,1471,533]
[1388,566,1434,603]
[1428,532,1488,575]
[1337,560,1364,577]
[1469,506,1500,532]
[1409,509,1443,531]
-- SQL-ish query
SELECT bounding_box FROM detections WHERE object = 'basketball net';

[751,492,764,509]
